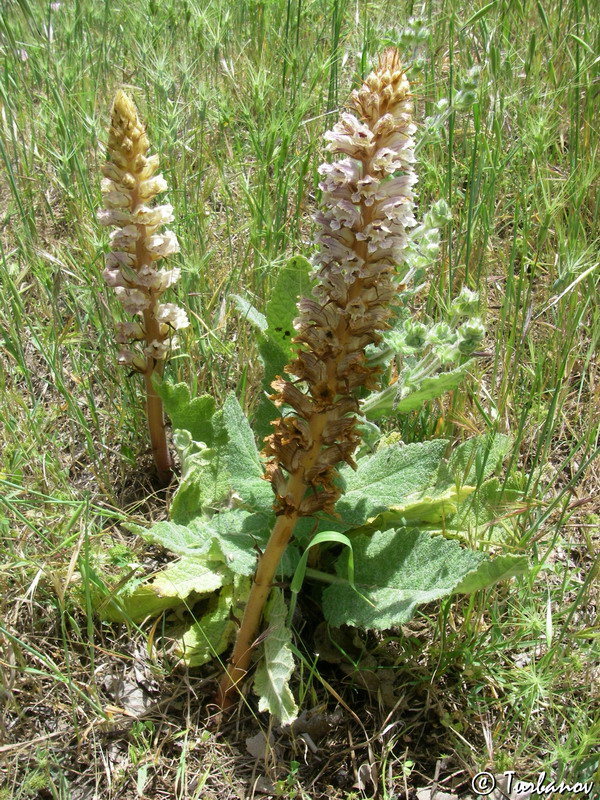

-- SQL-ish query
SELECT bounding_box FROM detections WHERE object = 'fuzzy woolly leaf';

[332,440,451,530]
[200,512,299,577]
[153,378,218,446]
[202,511,270,575]
[265,256,313,358]
[322,528,485,629]
[255,256,313,437]
[453,553,528,594]
[150,557,226,599]
[97,584,184,624]
[448,433,512,485]
[254,337,287,438]
[372,484,476,528]
[138,509,298,577]
[139,509,265,574]
[171,435,232,524]
[230,294,268,333]
[362,361,474,420]
[423,477,527,541]
[99,558,226,623]
[253,589,298,723]
[216,393,274,511]
[138,519,209,556]
[175,580,249,667]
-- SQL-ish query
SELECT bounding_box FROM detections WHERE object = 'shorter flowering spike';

[98,90,189,484]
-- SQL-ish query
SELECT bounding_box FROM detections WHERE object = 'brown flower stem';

[216,511,298,708]
[217,408,333,707]
[219,315,385,702]
[143,310,172,486]
[134,201,171,486]
[217,179,374,708]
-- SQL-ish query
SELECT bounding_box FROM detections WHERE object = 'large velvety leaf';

[99,558,227,623]
[254,256,313,438]
[332,440,451,530]
[175,579,250,667]
[153,378,218,446]
[170,435,232,524]
[423,477,527,541]
[253,589,298,723]
[200,511,299,577]
[139,508,300,577]
[254,337,287,438]
[216,393,274,512]
[362,361,474,421]
[176,590,235,667]
[140,509,266,575]
[138,519,210,556]
[150,557,226,600]
[322,528,485,629]
[448,433,512,485]
[230,294,268,333]
[203,511,271,575]
[264,256,313,361]
[372,484,476,528]
[168,393,273,523]
[98,583,184,624]
[453,553,528,594]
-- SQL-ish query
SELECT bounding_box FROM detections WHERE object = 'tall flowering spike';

[264,48,417,516]
[218,49,417,708]
[98,90,189,483]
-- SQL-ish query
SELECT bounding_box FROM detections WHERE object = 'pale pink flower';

[97,208,131,227]
[138,174,169,199]
[156,303,189,330]
[105,251,137,269]
[116,321,145,343]
[103,267,129,288]
[115,287,152,313]
[144,339,172,360]
[99,91,188,373]
[116,349,145,371]
[133,203,174,227]
[109,225,140,251]
[325,113,375,157]
[145,230,180,257]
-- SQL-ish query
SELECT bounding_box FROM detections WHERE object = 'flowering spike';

[218,49,417,707]
[98,90,189,484]
[264,47,417,517]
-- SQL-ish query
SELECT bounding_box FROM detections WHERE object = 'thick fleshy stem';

[98,91,189,485]
[217,48,417,708]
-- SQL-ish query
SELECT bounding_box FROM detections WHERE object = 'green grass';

[0,0,599,796]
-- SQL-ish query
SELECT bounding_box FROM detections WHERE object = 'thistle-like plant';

[98,91,189,485]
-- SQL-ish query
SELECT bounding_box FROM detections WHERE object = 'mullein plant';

[218,48,420,707]
[98,91,189,485]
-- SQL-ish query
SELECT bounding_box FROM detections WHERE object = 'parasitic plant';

[217,47,419,708]
[92,52,525,723]
[98,91,189,485]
